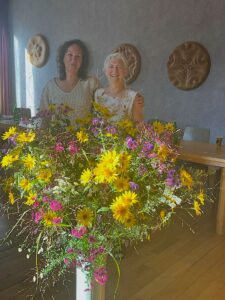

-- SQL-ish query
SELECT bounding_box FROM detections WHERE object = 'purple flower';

[92,118,100,126]
[54,142,64,152]
[71,226,87,238]
[50,200,63,211]
[106,126,117,135]
[94,267,108,285]
[129,181,139,191]
[126,136,138,150]
[142,142,154,152]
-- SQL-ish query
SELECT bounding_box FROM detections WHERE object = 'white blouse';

[40,76,99,124]
[94,88,137,122]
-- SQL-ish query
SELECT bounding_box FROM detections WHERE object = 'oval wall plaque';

[167,41,211,90]
[27,34,49,67]
[114,43,141,84]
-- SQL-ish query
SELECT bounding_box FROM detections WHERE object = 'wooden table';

[179,140,225,235]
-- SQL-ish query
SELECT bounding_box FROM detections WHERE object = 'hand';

[134,93,144,108]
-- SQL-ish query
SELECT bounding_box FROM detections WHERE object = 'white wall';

[9,0,225,141]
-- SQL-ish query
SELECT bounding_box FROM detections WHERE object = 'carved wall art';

[114,43,141,84]
[27,34,49,67]
[167,41,211,90]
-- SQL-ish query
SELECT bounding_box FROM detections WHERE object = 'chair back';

[13,107,31,120]
[182,126,210,143]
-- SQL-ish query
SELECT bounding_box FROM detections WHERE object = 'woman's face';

[63,44,83,76]
[105,57,127,84]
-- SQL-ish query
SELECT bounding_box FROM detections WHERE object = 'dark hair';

[57,39,89,80]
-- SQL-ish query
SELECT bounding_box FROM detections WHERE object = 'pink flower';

[33,200,40,208]
[68,141,78,155]
[54,142,64,152]
[64,258,76,268]
[50,200,63,211]
[42,196,51,202]
[94,267,108,285]
[34,209,44,224]
[71,226,87,238]
[52,217,62,224]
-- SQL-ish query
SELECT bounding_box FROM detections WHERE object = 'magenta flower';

[94,267,108,285]
[54,142,64,152]
[34,210,44,224]
[64,258,76,268]
[52,217,62,224]
[71,226,87,238]
[68,141,78,155]
[50,200,63,211]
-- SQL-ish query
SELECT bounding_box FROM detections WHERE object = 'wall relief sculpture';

[27,34,49,67]
[167,41,211,90]
[114,43,141,84]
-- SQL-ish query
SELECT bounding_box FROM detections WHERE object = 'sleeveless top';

[94,88,137,122]
[40,76,99,124]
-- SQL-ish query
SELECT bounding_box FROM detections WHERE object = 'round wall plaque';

[167,41,211,90]
[27,34,49,67]
[114,43,141,84]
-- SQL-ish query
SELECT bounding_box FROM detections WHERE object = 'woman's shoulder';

[43,78,58,90]
[80,76,100,91]
[127,89,138,98]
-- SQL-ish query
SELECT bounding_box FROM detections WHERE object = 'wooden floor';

[1,207,225,300]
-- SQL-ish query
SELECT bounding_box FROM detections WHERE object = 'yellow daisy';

[43,211,56,226]
[25,191,37,206]
[110,199,130,223]
[194,200,202,216]
[198,190,205,205]
[114,177,130,192]
[94,163,117,183]
[22,154,36,170]
[80,168,92,185]
[121,190,138,206]
[19,178,32,191]
[180,169,193,190]
[17,131,35,143]
[118,152,131,172]
[123,212,136,227]
[9,192,15,205]
[100,150,120,167]
[152,120,164,134]
[37,169,52,182]
[2,127,17,140]
[76,130,89,143]
[76,208,94,227]
[164,122,175,132]
[1,154,15,167]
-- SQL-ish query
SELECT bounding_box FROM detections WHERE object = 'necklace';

[105,88,127,99]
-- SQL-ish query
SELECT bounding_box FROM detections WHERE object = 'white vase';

[76,268,105,300]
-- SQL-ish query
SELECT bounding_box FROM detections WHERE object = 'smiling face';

[63,44,83,76]
[104,57,128,84]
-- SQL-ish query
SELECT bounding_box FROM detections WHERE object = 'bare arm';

[132,93,144,122]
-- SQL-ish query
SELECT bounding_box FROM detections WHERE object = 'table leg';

[216,168,225,235]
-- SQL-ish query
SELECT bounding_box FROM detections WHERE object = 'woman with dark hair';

[40,39,99,124]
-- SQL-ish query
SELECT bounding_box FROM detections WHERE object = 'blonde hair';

[103,52,128,71]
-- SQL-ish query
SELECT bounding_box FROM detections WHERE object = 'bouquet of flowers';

[0,103,207,296]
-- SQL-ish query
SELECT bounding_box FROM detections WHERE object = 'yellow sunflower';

[80,168,92,185]
[76,208,94,227]
[22,154,36,170]
[180,169,193,189]
[2,127,17,140]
